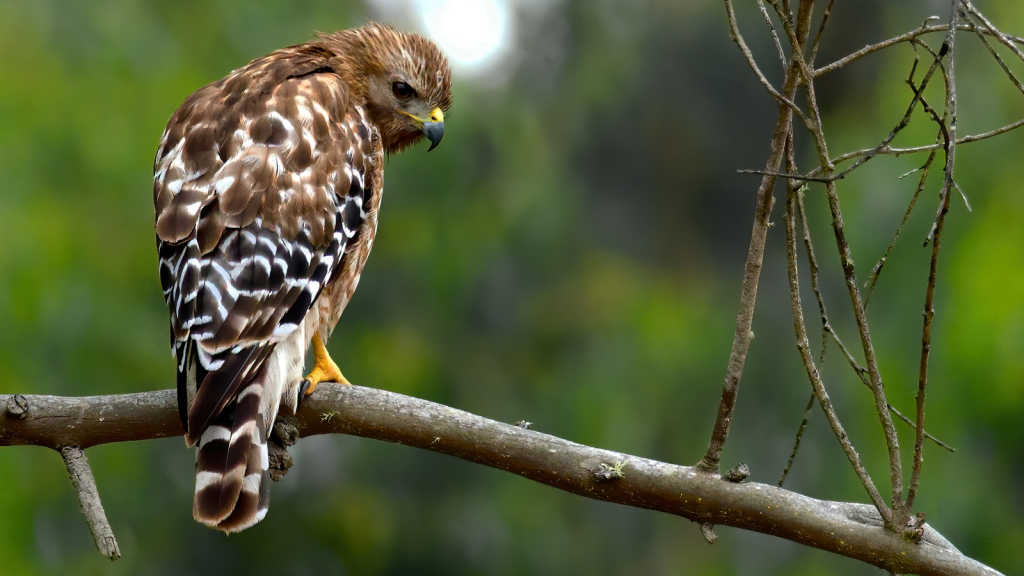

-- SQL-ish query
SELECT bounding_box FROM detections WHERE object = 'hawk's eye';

[391,81,415,100]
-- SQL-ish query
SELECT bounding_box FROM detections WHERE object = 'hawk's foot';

[302,333,349,398]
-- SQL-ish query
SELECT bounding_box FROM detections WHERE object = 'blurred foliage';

[1,0,1022,574]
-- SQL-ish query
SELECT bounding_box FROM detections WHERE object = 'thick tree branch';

[0,385,1002,576]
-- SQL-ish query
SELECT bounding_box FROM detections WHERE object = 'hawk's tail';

[193,380,271,533]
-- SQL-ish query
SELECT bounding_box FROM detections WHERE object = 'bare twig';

[907,1,960,512]
[808,0,837,64]
[794,190,830,364]
[826,40,945,184]
[783,180,889,520]
[0,387,1003,576]
[787,28,908,529]
[722,0,815,133]
[817,117,1024,174]
[864,146,938,308]
[736,168,837,182]
[742,38,947,187]
[698,0,815,474]
[779,392,815,488]
[777,141,819,490]
[779,154,953,489]
[808,304,956,454]
[61,447,121,561]
[963,2,1024,64]
[757,0,788,71]
[961,12,1024,95]
[890,403,956,452]
[814,23,1024,76]
[739,114,1024,182]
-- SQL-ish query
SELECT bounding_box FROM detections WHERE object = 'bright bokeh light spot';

[417,0,511,73]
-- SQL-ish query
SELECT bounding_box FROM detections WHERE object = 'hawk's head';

[323,23,453,154]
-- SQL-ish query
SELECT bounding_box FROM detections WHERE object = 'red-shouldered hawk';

[153,23,452,533]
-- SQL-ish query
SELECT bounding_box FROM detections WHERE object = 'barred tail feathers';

[193,380,271,532]
[185,308,309,532]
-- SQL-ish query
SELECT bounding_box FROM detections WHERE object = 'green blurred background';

[1,0,1021,574]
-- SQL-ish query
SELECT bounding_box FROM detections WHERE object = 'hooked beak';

[420,107,445,151]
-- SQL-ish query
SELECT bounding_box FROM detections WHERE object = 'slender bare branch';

[864,146,938,308]
[808,0,837,64]
[783,180,889,520]
[742,39,950,187]
[818,117,1024,173]
[961,12,1024,96]
[739,113,1024,181]
[787,29,908,530]
[908,1,960,511]
[822,93,907,529]
[722,0,814,132]
[814,23,1024,77]
[0,386,1003,576]
[803,312,957,453]
[888,401,956,453]
[757,0,788,71]
[794,192,829,362]
[794,187,955,455]
[963,2,1024,64]
[61,447,121,561]
[778,392,814,488]
[823,40,945,184]
[699,0,815,473]
[777,142,818,491]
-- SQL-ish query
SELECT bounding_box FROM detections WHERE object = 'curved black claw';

[297,379,312,410]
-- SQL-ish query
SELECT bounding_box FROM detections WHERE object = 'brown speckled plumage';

[153,23,451,533]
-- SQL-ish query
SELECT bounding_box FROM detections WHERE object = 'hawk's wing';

[154,46,375,444]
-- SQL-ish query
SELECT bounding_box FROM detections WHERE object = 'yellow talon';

[303,333,349,396]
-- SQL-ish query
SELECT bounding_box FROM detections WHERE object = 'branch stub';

[724,462,751,483]
[5,394,28,419]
